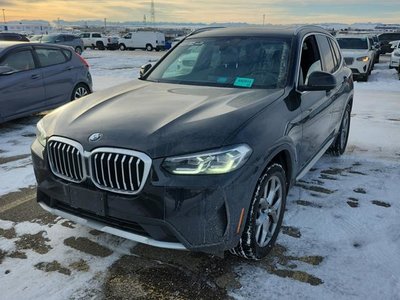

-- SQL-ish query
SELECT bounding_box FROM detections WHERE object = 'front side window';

[36,48,67,67]
[64,35,75,41]
[336,38,369,50]
[298,35,322,86]
[41,35,57,43]
[147,37,291,89]
[0,50,35,72]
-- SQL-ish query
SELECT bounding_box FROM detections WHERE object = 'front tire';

[71,83,90,100]
[119,44,126,51]
[231,164,287,260]
[328,103,351,156]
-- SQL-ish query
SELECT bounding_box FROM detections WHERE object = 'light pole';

[2,9,6,24]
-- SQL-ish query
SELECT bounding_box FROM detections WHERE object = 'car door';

[34,46,76,105]
[297,34,336,169]
[0,46,45,120]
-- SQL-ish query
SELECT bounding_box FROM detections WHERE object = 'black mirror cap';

[298,71,337,92]
[139,63,152,79]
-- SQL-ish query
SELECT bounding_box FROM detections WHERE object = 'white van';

[118,31,165,51]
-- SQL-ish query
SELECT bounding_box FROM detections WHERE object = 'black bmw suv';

[32,26,353,260]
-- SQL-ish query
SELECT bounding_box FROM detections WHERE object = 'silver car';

[35,34,84,55]
[0,41,92,123]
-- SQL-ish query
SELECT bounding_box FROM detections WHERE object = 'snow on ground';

[0,51,399,299]
[82,49,164,91]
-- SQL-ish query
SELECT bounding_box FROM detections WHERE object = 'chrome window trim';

[295,32,343,95]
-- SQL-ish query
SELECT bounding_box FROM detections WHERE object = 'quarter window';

[0,50,35,72]
[36,48,67,67]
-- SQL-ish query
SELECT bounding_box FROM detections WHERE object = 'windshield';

[147,37,291,89]
[337,38,368,50]
[40,35,57,43]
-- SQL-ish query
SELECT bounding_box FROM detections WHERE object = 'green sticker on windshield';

[234,77,254,88]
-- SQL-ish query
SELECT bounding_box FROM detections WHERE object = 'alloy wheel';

[74,87,88,99]
[255,175,283,247]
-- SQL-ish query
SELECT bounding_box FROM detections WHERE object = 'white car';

[389,41,400,70]
[336,35,374,81]
[118,31,165,51]
[79,32,119,50]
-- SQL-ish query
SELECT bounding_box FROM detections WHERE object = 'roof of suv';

[189,26,330,39]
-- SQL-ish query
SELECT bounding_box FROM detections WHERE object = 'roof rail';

[187,26,226,37]
[293,25,327,34]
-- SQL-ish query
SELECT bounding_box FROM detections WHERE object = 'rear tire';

[71,83,90,100]
[146,44,153,51]
[328,103,351,156]
[96,41,105,50]
[231,164,287,260]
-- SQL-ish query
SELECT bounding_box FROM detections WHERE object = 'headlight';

[394,51,400,57]
[36,119,47,147]
[356,56,369,62]
[162,144,252,175]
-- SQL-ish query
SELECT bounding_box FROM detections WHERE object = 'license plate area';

[69,185,107,216]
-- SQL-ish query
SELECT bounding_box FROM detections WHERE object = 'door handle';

[66,66,73,71]
[31,74,40,79]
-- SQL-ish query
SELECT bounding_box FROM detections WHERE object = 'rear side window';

[92,33,101,38]
[36,48,67,67]
[64,35,75,41]
[316,35,335,73]
[0,50,35,72]
[329,38,342,72]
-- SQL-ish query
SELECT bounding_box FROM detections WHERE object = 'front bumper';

[31,139,256,254]
[346,59,370,76]
[389,57,399,69]
[106,43,119,50]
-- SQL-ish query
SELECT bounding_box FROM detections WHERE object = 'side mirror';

[298,71,337,92]
[139,63,152,78]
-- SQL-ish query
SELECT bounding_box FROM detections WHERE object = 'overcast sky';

[0,0,399,24]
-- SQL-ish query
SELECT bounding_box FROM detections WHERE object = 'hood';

[341,49,371,57]
[43,80,284,158]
